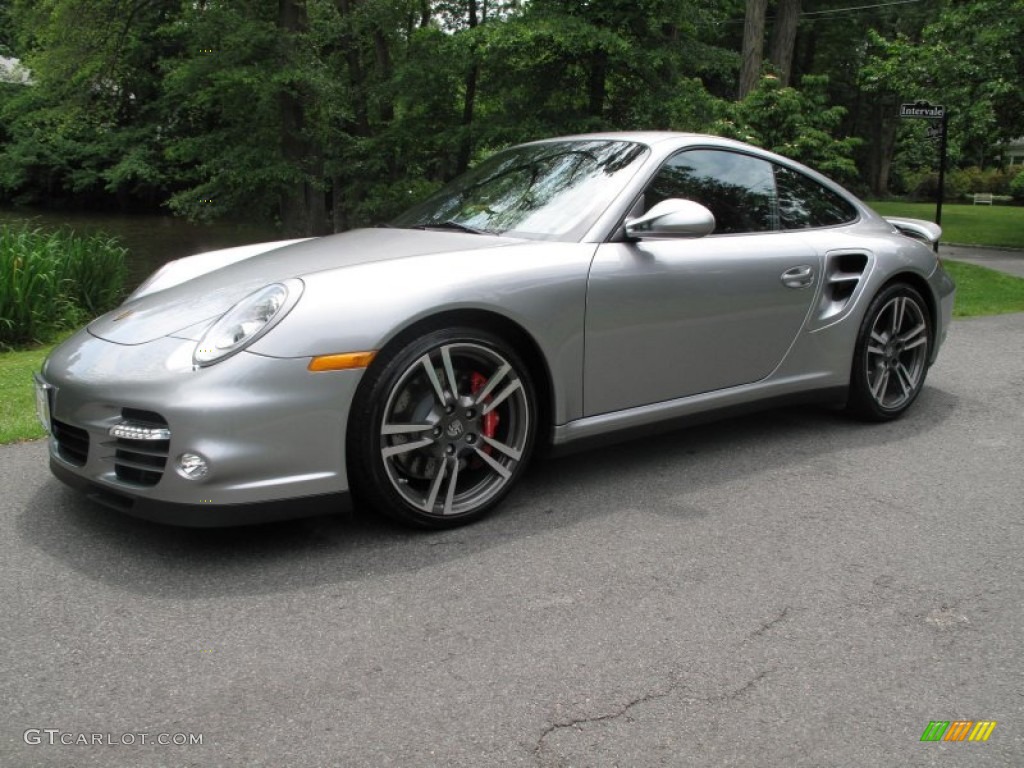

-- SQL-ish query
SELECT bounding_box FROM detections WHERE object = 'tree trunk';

[588,49,608,119]
[278,0,328,235]
[739,0,768,98]
[456,0,479,176]
[867,99,898,197]
[278,0,309,235]
[797,22,817,79]
[332,0,370,231]
[768,0,801,87]
[336,0,370,137]
[332,175,349,233]
[455,63,478,176]
[374,29,394,123]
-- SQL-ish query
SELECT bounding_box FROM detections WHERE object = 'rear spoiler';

[884,217,941,246]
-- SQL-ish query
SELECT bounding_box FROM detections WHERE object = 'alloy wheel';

[863,294,929,411]
[378,341,532,518]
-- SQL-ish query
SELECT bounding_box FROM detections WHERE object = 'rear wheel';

[847,283,932,421]
[348,327,536,528]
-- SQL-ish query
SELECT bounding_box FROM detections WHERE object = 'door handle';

[781,265,814,289]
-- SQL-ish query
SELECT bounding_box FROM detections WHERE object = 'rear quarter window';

[775,166,857,229]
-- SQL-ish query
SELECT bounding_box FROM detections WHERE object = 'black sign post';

[900,100,948,248]
[935,110,949,232]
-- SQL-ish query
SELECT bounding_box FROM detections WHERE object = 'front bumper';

[38,328,363,526]
[49,459,350,526]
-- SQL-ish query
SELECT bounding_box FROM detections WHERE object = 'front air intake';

[103,409,171,487]
[52,419,90,466]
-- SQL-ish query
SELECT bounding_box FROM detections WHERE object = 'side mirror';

[625,199,716,239]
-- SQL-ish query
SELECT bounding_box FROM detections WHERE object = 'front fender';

[248,243,597,425]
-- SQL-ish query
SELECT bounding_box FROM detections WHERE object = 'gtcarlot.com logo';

[24,729,203,747]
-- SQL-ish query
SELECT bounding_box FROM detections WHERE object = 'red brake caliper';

[470,372,499,453]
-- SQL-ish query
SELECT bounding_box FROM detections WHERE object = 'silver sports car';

[35,132,955,528]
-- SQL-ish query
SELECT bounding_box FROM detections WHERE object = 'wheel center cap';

[446,420,464,438]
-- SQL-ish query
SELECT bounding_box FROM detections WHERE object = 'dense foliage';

[0,224,126,348]
[0,0,1021,233]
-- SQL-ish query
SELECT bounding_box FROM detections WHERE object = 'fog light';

[176,452,209,480]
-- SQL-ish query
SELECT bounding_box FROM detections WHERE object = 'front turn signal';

[308,351,377,372]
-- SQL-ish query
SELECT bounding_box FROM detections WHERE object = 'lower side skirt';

[546,386,849,457]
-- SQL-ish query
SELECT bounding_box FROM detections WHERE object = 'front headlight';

[194,279,303,366]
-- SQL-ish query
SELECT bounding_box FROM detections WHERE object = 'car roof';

[524,131,755,152]
[522,131,834,184]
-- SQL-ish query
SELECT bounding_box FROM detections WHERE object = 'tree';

[158,1,334,233]
[0,1,13,57]
[0,0,177,208]
[767,0,800,87]
[788,0,938,196]
[738,0,767,98]
[862,0,1024,174]
[3,0,966,230]
[718,73,860,182]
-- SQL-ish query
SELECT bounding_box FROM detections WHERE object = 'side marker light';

[308,351,377,372]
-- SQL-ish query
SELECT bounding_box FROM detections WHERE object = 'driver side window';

[645,150,777,235]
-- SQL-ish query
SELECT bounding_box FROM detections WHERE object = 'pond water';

[0,207,280,290]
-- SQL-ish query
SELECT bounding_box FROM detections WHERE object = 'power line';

[801,0,926,19]
[712,0,928,26]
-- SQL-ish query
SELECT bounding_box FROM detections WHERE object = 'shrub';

[907,171,969,202]
[0,225,127,349]
[947,166,1019,197]
[905,170,937,201]
[1011,169,1024,201]
[982,168,1016,196]
[904,167,1019,202]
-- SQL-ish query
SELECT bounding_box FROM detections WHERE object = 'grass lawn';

[943,260,1024,317]
[867,201,1024,249]
[0,343,50,443]
[2,260,1024,444]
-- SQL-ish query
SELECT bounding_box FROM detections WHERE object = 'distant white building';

[1004,137,1024,167]
[0,56,32,85]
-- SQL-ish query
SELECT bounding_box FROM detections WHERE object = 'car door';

[583,148,821,416]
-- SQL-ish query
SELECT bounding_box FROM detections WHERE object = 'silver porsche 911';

[35,132,955,528]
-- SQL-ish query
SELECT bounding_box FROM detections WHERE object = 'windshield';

[391,140,649,241]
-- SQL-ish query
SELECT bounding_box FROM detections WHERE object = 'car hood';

[89,228,519,345]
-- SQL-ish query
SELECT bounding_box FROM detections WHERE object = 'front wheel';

[348,327,537,528]
[846,283,932,421]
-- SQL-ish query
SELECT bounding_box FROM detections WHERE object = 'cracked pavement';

[2,313,1023,767]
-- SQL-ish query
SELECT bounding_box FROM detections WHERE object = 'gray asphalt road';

[2,313,1022,767]
[941,244,1024,278]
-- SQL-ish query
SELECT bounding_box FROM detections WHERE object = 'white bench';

[973,192,993,205]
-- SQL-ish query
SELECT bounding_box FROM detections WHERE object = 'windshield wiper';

[413,220,491,235]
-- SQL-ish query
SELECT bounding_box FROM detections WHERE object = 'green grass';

[2,260,1024,444]
[867,202,1024,249]
[0,342,51,443]
[943,260,1024,317]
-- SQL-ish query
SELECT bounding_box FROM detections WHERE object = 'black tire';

[846,282,932,421]
[347,326,537,529]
